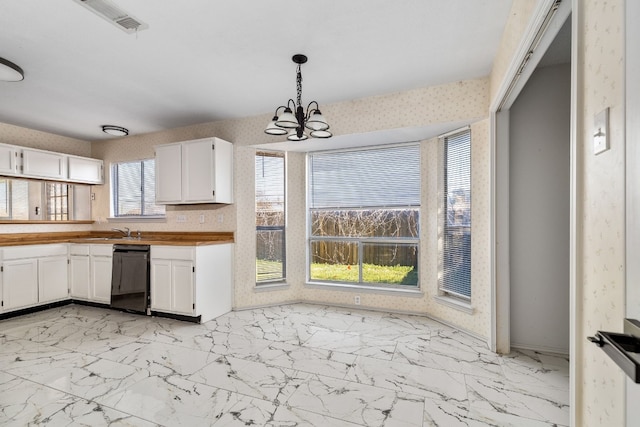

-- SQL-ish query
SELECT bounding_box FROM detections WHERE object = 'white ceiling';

[0,0,513,142]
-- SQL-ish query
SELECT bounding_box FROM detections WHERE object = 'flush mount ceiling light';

[102,125,129,137]
[0,57,24,82]
[265,54,332,141]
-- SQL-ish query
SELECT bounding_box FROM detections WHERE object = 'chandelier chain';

[296,63,303,108]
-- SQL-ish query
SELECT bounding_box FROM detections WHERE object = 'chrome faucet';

[112,227,131,238]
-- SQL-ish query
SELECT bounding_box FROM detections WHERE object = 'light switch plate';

[176,214,187,223]
[594,107,609,155]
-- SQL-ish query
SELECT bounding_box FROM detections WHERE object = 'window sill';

[434,295,474,314]
[305,281,424,297]
[254,282,289,292]
[107,216,167,223]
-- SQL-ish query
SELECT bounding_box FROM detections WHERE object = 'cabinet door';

[155,144,182,203]
[90,256,112,303]
[150,258,172,311]
[182,140,215,203]
[3,258,38,310]
[38,255,69,302]
[22,148,67,180]
[0,144,17,175]
[69,255,90,300]
[172,260,194,314]
[68,156,103,184]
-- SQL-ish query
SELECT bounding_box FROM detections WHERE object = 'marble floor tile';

[345,355,468,403]
[303,329,398,360]
[188,354,309,402]
[254,340,357,379]
[97,374,278,427]
[286,373,426,426]
[465,375,570,426]
[270,404,364,426]
[99,340,215,376]
[0,303,569,426]
[422,398,559,427]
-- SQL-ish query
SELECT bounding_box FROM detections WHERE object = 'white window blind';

[112,159,165,217]
[255,151,286,283]
[440,130,472,299]
[308,144,420,288]
[309,145,421,209]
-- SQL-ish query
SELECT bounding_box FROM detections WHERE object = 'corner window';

[111,159,165,217]
[256,151,286,283]
[308,145,420,288]
[439,129,472,300]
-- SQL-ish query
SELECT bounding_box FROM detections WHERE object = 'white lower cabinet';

[1,244,69,312]
[3,258,39,310]
[39,255,69,302]
[91,255,112,303]
[150,244,232,322]
[69,244,112,304]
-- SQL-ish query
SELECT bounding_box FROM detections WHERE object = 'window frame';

[306,143,421,290]
[438,128,472,301]
[111,158,165,219]
[255,151,286,285]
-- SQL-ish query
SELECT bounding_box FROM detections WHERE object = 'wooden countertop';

[0,231,234,247]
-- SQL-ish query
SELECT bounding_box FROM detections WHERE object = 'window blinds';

[441,130,472,299]
[113,159,164,216]
[309,145,421,209]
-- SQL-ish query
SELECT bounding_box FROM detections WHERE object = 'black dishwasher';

[111,244,150,314]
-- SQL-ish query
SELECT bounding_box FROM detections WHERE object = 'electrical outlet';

[199,214,205,224]
[90,193,96,201]
[354,295,361,305]
[176,214,187,223]
[217,214,224,223]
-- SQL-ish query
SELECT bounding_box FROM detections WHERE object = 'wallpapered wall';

[0,66,490,340]
[86,77,493,337]
[489,0,538,104]
[575,1,626,426]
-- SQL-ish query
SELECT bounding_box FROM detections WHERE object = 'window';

[45,182,69,221]
[111,159,165,217]
[308,145,420,288]
[0,179,31,220]
[440,129,472,300]
[256,151,286,283]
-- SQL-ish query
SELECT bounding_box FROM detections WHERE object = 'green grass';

[257,259,418,285]
[311,263,417,285]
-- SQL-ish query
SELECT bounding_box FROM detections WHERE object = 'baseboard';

[0,299,72,321]
[511,342,570,357]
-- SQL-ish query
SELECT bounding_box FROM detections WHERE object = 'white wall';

[509,63,571,353]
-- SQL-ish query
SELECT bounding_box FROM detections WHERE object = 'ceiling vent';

[73,0,148,34]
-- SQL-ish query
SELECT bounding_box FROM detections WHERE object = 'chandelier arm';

[305,101,320,121]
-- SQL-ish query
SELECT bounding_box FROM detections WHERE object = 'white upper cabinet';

[0,143,104,184]
[22,148,67,180]
[0,144,18,175]
[154,143,182,203]
[155,137,233,205]
[68,155,104,184]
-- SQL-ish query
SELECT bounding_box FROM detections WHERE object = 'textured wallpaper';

[576,1,626,426]
[1,76,491,339]
[489,0,538,105]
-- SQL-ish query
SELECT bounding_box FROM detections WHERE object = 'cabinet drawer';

[90,244,113,257]
[3,244,68,260]
[151,245,195,261]
[69,244,90,256]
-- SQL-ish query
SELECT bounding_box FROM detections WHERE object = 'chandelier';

[264,54,332,141]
